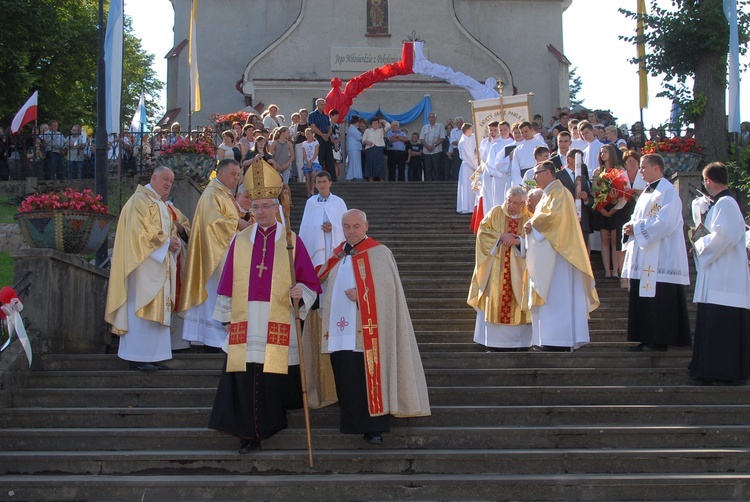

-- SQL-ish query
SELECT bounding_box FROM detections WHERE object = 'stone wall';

[10,248,110,355]
[0,223,28,254]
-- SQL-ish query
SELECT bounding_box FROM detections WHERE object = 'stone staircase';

[2,181,750,501]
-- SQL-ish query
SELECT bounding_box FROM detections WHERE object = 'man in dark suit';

[556,148,593,254]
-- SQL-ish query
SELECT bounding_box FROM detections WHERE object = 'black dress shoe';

[643,344,668,352]
[239,439,261,454]
[689,377,713,386]
[486,347,524,353]
[363,433,383,445]
[130,362,159,372]
[537,345,571,352]
[713,379,747,386]
[627,344,645,352]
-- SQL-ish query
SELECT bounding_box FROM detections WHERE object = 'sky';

[127,0,748,129]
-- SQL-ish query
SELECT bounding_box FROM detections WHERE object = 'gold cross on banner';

[256,262,268,277]
[641,281,655,293]
[644,265,655,277]
[363,319,378,336]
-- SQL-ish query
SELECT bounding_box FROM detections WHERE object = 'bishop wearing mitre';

[208,159,322,454]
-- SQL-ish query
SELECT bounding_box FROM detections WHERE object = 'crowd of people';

[104,157,431,454]
[90,95,750,455]
[463,107,750,390]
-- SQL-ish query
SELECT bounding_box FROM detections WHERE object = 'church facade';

[166,0,572,131]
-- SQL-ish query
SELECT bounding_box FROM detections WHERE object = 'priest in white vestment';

[298,170,347,269]
[456,123,478,214]
[689,163,750,384]
[622,153,691,351]
[476,122,502,214]
[510,121,547,181]
[483,121,518,211]
[469,186,532,351]
[302,209,431,445]
[179,159,250,349]
[523,161,599,351]
[579,121,604,178]
[105,167,181,371]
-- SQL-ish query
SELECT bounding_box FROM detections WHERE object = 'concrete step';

[2,473,749,501]
[3,403,749,429]
[12,385,750,409]
[41,351,692,372]
[3,448,749,476]
[5,425,750,452]
[21,366,698,389]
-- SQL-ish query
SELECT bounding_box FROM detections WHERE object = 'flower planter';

[15,210,115,255]
[660,152,702,176]
[159,153,216,182]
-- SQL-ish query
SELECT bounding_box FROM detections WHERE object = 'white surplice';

[181,254,228,348]
[621,177,690,296]
[525,228,590,349]
[298,193,348,269]
[693,193,750,309]
[484,136,519,211]
[326,255,359,352]
[510,137,546,180]
[583,139,604,178]
[457,133,478,214]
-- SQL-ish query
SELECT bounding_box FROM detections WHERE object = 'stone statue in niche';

[367,0,388,35]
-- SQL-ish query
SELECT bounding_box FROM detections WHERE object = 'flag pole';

[95,0,109,267]
[280,182,314,468]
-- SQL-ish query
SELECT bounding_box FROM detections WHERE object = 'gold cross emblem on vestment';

[363,319,378,336]
[641,281,655,293]
[644,265,655,277]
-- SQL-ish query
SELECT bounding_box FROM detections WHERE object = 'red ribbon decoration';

[325,42,414,122]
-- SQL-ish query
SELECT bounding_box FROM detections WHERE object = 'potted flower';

[210,111,251,131]
[14,188,115,255]
[160,133,218,182]
[641,137,703,175]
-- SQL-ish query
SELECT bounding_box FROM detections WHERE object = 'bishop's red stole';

[319,238,385,415]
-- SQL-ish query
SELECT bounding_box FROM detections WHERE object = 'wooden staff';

[280,185,314,467]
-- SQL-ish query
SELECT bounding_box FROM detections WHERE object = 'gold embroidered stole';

[226,225,294,373]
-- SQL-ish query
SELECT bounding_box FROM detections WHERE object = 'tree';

[620,0,750,163]
[0,0,163,131]
[569,67,584,108]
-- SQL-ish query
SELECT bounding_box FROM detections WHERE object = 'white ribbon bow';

[0,298,31,366]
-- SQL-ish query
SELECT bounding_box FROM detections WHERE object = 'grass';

[0,197,19,224]
[0,251,14,286]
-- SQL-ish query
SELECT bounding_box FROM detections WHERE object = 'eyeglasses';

[251,204,276,211]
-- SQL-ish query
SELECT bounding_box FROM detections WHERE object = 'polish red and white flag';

[10,91,38,134]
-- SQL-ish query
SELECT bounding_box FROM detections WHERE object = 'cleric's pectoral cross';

[256,262,268,277]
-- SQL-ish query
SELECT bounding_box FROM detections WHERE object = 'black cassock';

[689,303,750,383]
[330,350,390,434]
[209,361,302,440]
[627,279,692,347]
